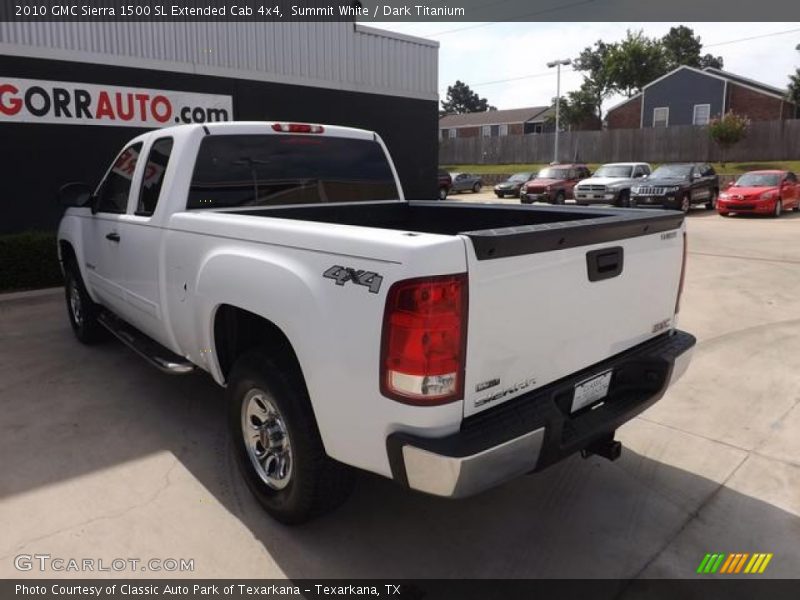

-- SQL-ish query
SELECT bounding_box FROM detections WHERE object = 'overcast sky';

[376,22,800,112]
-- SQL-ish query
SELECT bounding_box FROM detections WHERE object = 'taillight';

[380,274,468,405]
[271,123,324,134]
[675,231,687,313]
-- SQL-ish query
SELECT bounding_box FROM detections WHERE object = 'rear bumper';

[387,330,695,498]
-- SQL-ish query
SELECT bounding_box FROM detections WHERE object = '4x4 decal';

[323,266,383,294]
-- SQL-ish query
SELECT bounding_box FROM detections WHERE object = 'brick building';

[439,106,555,139]
[606,65,796,129]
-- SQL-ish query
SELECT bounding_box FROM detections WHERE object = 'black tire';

[679,195,690,213]
[617,190,630,208]
[227,350,355,524]
[472,182,482,193]
[437,187,448,201]
[553,190,566,205]
[64,260,107,345]
[773,199,782,218]
[706,189,718,210]
[495,192,504,199]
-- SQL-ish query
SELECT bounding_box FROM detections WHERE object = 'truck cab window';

[137,138,174,217]
[96,143,143,214]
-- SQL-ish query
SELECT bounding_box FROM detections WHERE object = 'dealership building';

[0,21,439,233]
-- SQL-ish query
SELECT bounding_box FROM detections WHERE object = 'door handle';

[106,232,121,243]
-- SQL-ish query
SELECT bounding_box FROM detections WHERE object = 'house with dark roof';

[606,65,797,130]
[439,106,555,140]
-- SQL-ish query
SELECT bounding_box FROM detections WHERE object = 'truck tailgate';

[460,211,685,418]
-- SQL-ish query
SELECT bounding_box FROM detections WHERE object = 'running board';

[97,312,196,375]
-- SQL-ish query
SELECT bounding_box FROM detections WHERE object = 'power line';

[704,26,800,47]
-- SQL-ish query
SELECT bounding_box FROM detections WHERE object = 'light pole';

[547,58,571,164]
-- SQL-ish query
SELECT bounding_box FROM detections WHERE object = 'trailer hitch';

[581,433,622,462]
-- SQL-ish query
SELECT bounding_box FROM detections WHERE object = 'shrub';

[0,231,63,292]
[708,112,750,166]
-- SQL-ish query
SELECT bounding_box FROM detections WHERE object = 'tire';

[472,182,482,193]
[773,199,782,218]
[706,189,718,210]
[437,187,448,201]
[629,196,638,208]
[553,191,566,205]
[495,192,504,199]
[64,260,107,345]
[227,350,355,524]
[680,195,690,213]
[719,211,730,217]
[617,190,630,208]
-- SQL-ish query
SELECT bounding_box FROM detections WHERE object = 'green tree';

[606,30,667,97]
[661,26,724,71]
[572,40,616,120]
[708,112,750,167]
[440,80,495,115]
[788,44,800,113]
[548,86,599,131]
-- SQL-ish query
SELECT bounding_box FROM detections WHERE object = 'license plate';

[571,370,613,413]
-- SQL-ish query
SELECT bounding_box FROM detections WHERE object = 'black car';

[630,163,719,212]
[493,172,535,198]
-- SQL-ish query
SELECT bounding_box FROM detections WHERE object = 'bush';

[0,231,63,292]
[708,112,750,166]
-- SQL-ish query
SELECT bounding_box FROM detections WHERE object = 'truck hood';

[525,178,563,189]
[635,178,689,188]
[578,177,636,187]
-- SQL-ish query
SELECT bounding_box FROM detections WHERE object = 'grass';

[442,161,800,176]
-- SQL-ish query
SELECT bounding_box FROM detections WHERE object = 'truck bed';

[229,201,684,260]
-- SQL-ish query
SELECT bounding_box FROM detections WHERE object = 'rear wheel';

[472,182,482,193]
[228,350,354,524]
[773,199,782,218]
[706,189,718,210]
[64,261,107,345]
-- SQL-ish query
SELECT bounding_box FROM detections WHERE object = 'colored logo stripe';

[698,552,773,574]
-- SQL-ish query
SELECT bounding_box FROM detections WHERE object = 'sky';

[375,22,800,113]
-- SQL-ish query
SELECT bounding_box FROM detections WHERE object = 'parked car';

[494,172,535,198]
[717,170,800,217]
[574,163,651,207]
[57,121,694,524]
[520,164,591,204]
[450,172,483,193]
[437,169,452,200]
[630,163,719,212]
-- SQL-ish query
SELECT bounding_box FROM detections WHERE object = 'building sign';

[0,77,233,127]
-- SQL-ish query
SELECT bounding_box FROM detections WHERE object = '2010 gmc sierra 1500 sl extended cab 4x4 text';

[57,122,695,523]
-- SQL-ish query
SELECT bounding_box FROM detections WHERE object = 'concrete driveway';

[1,209,799,580]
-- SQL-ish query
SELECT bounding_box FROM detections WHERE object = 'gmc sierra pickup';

[57,122,695,523]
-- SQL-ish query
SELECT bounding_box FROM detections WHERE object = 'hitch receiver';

[581,433,622,462]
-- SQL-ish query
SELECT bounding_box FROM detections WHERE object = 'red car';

[520,164,591,204]
[717,170,800,217]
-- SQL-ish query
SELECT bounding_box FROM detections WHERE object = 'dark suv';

[630,163,719,212]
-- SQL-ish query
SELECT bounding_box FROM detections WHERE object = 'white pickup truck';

[57,122,695,523]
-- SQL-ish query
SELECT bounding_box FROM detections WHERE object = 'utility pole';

[547,58,571,164]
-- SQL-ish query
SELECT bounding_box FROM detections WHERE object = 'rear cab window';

[187,134,399,209]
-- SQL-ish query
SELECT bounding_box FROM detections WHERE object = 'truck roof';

[132,121,377,143]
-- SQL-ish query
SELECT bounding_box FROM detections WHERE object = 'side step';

[98,311,196,375]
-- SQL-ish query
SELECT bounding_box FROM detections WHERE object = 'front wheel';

[617,190,630,208]
[495,192,504,199]
[228,350,354,524]
[553,191,566,205]
[472,183,482,193]
[438,187,448,201]
[680,195,690,213]
[64,261,107,345]
[773,199,782,218]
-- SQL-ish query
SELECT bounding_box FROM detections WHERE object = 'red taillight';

[271,122,324,134]
[675,231,687,313]
[380,274,468,405]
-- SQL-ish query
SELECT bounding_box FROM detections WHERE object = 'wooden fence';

[439,120,800,165]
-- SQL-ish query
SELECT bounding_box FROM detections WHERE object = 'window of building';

[693,104,711,126]
[499,124,509,136]
[95,143,143,214]
[481,125,491,137]
[136,138,173,217]
[652,107,669,128]
[448,128,457,139]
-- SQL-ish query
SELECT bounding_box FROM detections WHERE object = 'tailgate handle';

[587,247,623,282]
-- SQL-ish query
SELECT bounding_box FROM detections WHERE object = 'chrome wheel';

[681,196,690,213]
[242,389,293,490]
[68,277,83,328]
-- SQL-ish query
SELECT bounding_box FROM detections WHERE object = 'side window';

[568,169,577,180]
[137,138,174,217]
[706,165,716,176]
[633,166,644,178]
[96,143,143,214]
[787,172,797,183]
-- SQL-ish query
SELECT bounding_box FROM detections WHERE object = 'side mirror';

[58,182,92,208]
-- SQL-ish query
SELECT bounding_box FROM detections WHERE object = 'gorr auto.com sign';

[0,77,233,127]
